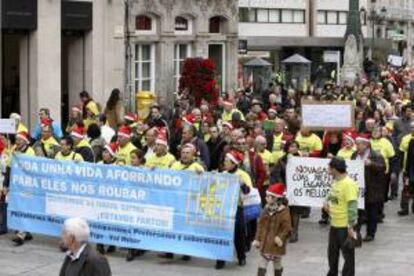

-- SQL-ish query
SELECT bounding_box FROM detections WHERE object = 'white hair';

[63,217,90,244]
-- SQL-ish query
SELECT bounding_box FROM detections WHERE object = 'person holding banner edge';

[324,157,359,276]
[215,150,252,270]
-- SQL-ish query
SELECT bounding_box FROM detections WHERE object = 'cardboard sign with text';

[286,157,365,209]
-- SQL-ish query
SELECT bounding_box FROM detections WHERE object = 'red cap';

[226,150,244,165]
[16,131,31,144]
[70,125,86,139]
[104,142,118,157]
[118,125,132,138]
[41,118,52,128]
[155,131,168,146]
[124,112,138,122]
[267,183,286,198]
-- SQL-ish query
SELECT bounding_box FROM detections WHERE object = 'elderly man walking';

[59,218,111,276]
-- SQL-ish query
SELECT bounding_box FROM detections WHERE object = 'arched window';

[175,17,189,31]
[209,16,221,33]
[136,15,152,31]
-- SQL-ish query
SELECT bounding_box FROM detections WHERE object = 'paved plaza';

[0,199,413,276]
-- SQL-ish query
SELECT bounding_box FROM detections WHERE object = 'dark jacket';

[59,244,111,276]
[207,137,227,171]
[351,150,386,203]
[191,137,210,170]
[75,147,95,163]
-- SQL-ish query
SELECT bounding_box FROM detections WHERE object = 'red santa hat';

[104,142,118,157]
[16,131,31,144]
[267,183,286,198]
[356,133,370,143]
[222,122,233,130]
[226,150,244,165]
[182,114,195,126]
[343,131,356,144]
[155,131,168,146]
[118,125,132,138]
[70,125,86,139]
[124,112,138,122]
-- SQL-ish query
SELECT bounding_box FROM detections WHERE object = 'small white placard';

[0,119,16,134]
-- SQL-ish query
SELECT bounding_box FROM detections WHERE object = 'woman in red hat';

[215,150,253,270]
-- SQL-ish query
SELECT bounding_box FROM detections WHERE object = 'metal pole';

[124,0,133,112]
[371,16,375,60]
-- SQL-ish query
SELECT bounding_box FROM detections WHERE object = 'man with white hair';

[59,217,111,276]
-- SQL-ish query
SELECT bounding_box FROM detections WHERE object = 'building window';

[209,16,221,33]
[238,8,304,24]
[136,15,152,31]
[174,44,191,91]
[338,12,348,24]
[269,10,280,22]
[317,11,327,24]
[175,17,188,31]
[317,10,348,25]
[293,10,305,23]
[239,7,256,22]
[134,44,155,92]
[257,9,269,22]
[327,11,337,24]
[281,10,293,23]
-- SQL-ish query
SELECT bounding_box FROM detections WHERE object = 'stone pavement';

[0,199,413,276]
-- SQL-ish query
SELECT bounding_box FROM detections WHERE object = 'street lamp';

[360,6,387,59]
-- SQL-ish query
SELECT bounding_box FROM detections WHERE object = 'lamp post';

[360,6,387,60]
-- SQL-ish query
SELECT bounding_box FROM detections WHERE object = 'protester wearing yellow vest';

[11,131,35,246]
[170,143,204,172]
[337,133,356,160]
[295,128,323,157]
[370,127,395,174]
[33,124,60,158]
[271,119,288,165]
[324,157,359,276]
[215,150,253,270]
[399,124,414,172]
[159,143,203,261]
[55,136,84,162]
[71,125,95,162]
[221,100,244,122]
[10,113,28,134]
[146,132,175,169]
[116,125,137,166]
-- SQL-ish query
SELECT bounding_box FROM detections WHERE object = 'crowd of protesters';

[1,63,414,275]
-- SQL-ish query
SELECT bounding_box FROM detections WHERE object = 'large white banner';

[301,101,354,130]
[286,157,365,208]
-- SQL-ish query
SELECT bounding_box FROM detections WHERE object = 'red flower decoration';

[178,58,219,108]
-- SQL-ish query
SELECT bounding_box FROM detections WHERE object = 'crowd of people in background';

[1,63,414,275]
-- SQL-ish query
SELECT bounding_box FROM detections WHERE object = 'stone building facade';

[0,0,238,129]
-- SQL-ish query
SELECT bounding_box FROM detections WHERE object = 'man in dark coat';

[352,136,386,242]
[60,218,111,276]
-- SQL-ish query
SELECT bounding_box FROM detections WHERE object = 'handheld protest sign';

[301,100,354,130]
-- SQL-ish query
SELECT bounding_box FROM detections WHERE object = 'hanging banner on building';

[286,157,365,209]
[8,155,240,261]
[301,100,354,130]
